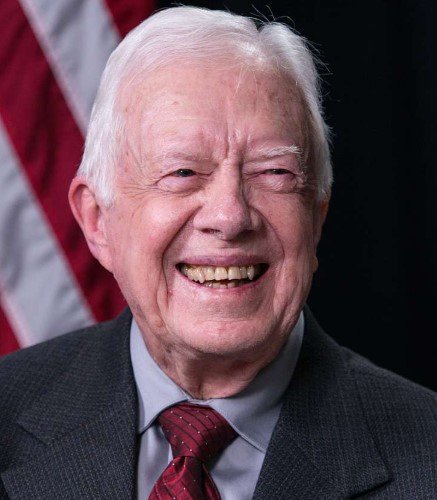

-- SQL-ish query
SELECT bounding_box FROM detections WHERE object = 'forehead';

[119,61,307,156]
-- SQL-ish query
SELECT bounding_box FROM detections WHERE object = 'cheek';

[271,210,316,316]
[112,198,195,285]
[104,200,189,326]
[143,200,195,259]
[263,198,317,307]
[260,195,316,253]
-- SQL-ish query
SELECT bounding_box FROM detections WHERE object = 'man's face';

[101,61,327,362]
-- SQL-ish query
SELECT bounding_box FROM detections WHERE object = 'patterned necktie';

[149,402,237,500]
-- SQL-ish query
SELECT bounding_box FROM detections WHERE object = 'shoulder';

[344,344,437,449]
[0,310,126,375]
[299,308,437,494]
[320,313,437,442]
[343,346,437,493]
[344,343,436,408]
[333,330,437,495]
[0,309,132,436]
[304,307,436,418]
[336,328,437,427]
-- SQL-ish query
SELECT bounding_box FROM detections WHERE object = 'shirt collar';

[130,313,304,453]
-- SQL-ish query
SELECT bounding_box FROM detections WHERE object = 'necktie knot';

[150,403,236,499]
[158,402,236,463]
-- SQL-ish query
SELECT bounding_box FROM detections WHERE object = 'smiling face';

[96,61,328,365]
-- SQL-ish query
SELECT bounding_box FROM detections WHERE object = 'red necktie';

[149,402,237,500]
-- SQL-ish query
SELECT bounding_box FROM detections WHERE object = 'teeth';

[215,267,228,280]
[193,267,205,283]
[179,263,263,285]
[204,267,215,280]
[187,268,195,281]
[228,266,241,280]
[247,265,255,280]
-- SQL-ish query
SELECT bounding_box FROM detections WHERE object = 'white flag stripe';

[18,0,120,133]
[0,119,94,347]
[0,278,32,348]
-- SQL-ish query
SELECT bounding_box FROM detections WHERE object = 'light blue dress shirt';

[130,314,304,499]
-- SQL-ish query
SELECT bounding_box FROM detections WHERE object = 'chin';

[174,320,278,359]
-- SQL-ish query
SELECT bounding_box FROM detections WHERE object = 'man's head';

[69,6,332,387]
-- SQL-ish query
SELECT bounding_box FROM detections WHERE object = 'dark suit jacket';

[0,308,436,499]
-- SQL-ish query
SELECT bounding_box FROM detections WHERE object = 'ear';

[314,192,330,243]
[68,177,114,272]
[311,191,330,272]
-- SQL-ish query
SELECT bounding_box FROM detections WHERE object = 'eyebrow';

[255,145,303,159]
[155,145,304,166]
[248,145,304,168]
[156,151,212,163]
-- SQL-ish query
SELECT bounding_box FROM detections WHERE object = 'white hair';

[78,6,332,204]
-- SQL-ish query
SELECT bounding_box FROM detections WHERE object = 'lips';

[177,263,268,288]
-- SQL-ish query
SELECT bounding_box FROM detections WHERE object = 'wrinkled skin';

[70,61,329,398]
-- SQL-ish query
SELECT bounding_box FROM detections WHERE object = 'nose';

[192,167,262,240]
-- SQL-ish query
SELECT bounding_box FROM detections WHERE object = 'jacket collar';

[1,309,138,499]
[253,307,391,499]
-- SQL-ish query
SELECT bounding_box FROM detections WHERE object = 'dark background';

[157,0,437,390]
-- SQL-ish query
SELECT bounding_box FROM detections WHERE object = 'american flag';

[0,0,154,355]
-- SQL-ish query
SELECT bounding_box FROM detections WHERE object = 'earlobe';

[68,177,114,272]
[313,192,330,247]
[311,254,319,273]
[311,192,330,274]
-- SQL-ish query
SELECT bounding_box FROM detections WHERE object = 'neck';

[138,328,282,400]
[155,353,271,399]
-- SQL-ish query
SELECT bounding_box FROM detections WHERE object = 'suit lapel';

[1,309,138,499]
[253,308,391,499]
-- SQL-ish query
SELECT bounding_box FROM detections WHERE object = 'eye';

[158,167,200,193]
[265,168,292,175]
[172,169,195,177]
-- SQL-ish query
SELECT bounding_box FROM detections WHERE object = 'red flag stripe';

[0,304,20,356]
[104,0,155,37]
[0,0,125,321]
[0,117,93,347]
[18,0,121,134]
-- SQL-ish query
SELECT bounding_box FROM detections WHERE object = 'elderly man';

[0,6,436,499]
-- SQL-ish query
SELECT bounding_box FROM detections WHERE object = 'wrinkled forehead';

[117,59,309,159]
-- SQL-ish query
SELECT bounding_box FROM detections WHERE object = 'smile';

[177,263,268,288]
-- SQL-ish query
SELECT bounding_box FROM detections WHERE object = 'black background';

[157,0,437,390]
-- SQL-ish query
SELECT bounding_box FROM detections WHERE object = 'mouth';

[176,263,269,289]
